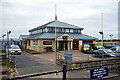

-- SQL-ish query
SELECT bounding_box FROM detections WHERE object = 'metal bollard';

[63,64,67,80]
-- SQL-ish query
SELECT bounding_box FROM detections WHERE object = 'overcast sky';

[0,0,119,40]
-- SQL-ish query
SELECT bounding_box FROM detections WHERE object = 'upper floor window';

[43,28,46,32]
[73,29,77,33]
[38,29,42,33]
[70,29,73,33]
[78,29,81,33]
[56,28,62,32]
[48,28,55,32]
[65,29,69,33]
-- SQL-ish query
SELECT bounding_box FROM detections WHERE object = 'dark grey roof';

[20,35,29,39]
[27,33,98,40]
[29,20,84,32]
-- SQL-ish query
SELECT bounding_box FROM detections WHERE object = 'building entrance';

[59,41,68,50]
[73,41,78,50]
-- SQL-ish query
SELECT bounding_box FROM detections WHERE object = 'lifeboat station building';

[19,20,97,52]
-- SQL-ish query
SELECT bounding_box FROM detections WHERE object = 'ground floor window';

[33,40,38,45]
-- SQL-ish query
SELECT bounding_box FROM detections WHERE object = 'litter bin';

[64,53,72,61]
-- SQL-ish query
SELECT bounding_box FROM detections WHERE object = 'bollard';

[63,64,67,80]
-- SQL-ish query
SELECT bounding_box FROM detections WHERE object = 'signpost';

[90,67,108,79]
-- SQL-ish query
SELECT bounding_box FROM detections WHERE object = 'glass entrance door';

[73,41,78,50]
[58,41,68,50]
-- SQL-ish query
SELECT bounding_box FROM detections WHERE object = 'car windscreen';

[105,49,113,53]
[95,44,102,46]
[10,46,20,49]
[84,46,89,48]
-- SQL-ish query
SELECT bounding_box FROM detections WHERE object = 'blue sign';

[90,67,108,79]
[64,53,72,61]
[63,36,67,40]
[43,41,52,45]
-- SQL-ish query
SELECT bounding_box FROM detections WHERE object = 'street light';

[7,31,11,58]
[2,34,6,50]
[99,12,104,46]
[109,34,113,45]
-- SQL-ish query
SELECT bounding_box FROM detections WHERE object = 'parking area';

[33,50,101,64]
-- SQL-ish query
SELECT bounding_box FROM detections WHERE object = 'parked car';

[92,49,118,58]
[111,46,120,53]
[90,43,104,50]
[81,44,91,53]
[9,45,21,55]
[110,46,120,57]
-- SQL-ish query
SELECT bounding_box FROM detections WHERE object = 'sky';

[0,0,119,40]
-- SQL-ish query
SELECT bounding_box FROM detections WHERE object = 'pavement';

[15,51,61,76]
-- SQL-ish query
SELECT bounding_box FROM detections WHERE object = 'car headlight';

[110,54,115,57]
[18,50,21,52]
[10,51,14,53]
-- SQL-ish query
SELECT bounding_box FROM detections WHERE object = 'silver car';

[9,45,21,55]
[111,46,120,53]
[111,46,120,57]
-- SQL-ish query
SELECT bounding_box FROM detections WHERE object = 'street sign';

[90,67,108,79]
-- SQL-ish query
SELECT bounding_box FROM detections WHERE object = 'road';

[15,51,61,76]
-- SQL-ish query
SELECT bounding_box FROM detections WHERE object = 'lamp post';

[7,31,11,58]
[99,12,104,46]
[109,34,113,45]
[2,34,6,50]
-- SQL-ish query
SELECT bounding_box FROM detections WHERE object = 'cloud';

[1,0,119,39]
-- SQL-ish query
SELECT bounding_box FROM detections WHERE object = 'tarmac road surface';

[15,51,61,76]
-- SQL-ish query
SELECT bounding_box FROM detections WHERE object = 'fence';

[56,53,120,69]
[4,62,120,80]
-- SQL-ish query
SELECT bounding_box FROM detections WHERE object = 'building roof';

[27,33,98,40]
[19,35,29,40]
[29,20,84,32]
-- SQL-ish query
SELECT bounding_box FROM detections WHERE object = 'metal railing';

[4,62,120,80]
[56,53,101,65]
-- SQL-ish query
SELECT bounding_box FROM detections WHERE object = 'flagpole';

[101,12,103,46]
[55,4,57,52]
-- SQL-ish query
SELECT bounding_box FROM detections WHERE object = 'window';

[45,28,48,32]
[61,28,65,32]
[28,40,30,46]
[48,28,55,32]
[65,29,69,33]
[56,28,62,32]
[70,29,73,33]
[73,29,78,33]
[43,28,46,32]
[48,28,52,32]
[38,29,42,33]
[78,30,81,33]
[33,40,38,45]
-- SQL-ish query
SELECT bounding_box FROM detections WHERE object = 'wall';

[27,39,55,52]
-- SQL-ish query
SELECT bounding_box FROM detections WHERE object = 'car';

[81,44,91,53]
[9,45,21,55]
[90,43,104,50]
[110,46,120,53]
[92,49,118,58]
[110,46,120,57]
